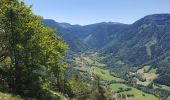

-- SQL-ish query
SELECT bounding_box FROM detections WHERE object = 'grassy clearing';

[137,66,150,75]
[159,85,170,90]
[74,56,91,72]
[153,84,170,91]
[145,37,157,46]
[110,83,158,100]
[92,67,124,82]
[0,92,23,100]
[137,72,158,86]
[110,83,129,91]
[122,88,158,100]
[92,61,106,67]
[149,68,157,73]
[168,96,170,100]
[138,66,150,73]
[137,66,158,86]
[74,53,106,69]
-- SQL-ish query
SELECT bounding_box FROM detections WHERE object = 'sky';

[24,0,170,25]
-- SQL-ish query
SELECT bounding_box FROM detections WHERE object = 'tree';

[0,0,68,98]
[69,73,90,99]
[88,75,106,100]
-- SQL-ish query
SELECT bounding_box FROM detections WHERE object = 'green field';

[153,84,170,91]
[92,67,124,82]
[110,83,128,91]
[168,96,170,100]
[110,83,158,100]
[149,68,157,73]
[142,65,150,72]
[92,61,106,67]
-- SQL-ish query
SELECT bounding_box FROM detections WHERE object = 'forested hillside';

[44,19,88,52]
[44,20,128,50]
[100,14,170,87]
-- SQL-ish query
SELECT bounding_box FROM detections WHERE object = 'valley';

[68,52,160,100]
[43,14,170,99]
[1,1,170,100]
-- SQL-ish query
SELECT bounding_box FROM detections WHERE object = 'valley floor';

[70,52,164,100]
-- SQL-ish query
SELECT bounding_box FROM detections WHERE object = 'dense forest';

[0,0,170,100]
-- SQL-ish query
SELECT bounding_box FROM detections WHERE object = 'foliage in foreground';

[0,0,68,99]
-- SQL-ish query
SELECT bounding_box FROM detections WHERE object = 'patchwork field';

[73,54,160,100]
[92,67,124,81]
[110,83,158,100]
[92,66,158,100]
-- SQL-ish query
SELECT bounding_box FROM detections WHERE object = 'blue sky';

[24,0,170,25]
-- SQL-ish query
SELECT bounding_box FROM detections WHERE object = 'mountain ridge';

[44,14,170,87]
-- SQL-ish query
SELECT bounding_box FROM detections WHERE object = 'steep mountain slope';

[101,14,170,86]
[44,19,88,52]
[80,22,128,49]
[102,14,170,65]
[44,19,128,49]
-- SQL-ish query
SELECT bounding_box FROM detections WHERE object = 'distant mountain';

[44,14,170,86]
[44,19,88,52]
[134,14,170,26]
[76,22,128,48]
[102,14,170,65]
[44,19,128,49]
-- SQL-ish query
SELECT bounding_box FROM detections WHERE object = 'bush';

[127,94,134,97]
[124,87,132,91]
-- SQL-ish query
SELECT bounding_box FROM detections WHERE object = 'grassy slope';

[153,84,170,91]
[137,66,158,86]
[92,67,124,82]
[123,88,158,100]
[168,96,170,100]
[93,66,158,100]
[110,84,128,91]
[110,84,158,100]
